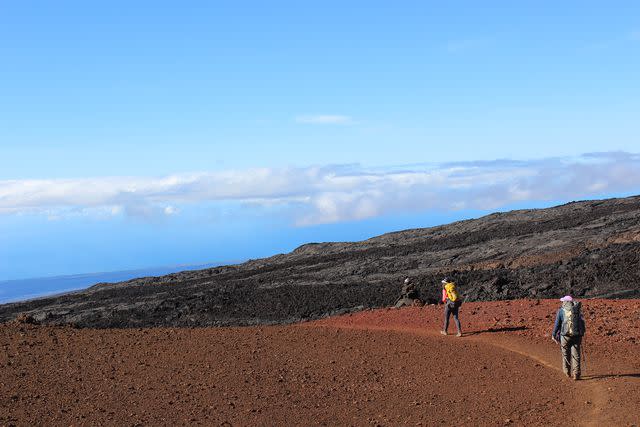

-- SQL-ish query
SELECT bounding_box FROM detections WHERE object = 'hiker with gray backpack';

[552,295,586,380]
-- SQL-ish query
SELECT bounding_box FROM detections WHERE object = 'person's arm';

[441,288,447,303]
[552,309,562,341]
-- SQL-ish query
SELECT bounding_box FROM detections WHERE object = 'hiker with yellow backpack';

[440,277,463,337]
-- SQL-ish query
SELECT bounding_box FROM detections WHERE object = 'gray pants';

[560,335,582,378]
[443,303,461,333]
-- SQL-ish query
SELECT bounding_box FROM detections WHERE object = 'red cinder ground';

[1,299,639,426]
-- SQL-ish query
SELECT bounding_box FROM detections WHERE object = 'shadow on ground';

[463,326,529,336]
[582,373,640,380]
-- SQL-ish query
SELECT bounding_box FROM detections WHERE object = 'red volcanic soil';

[1,299,639,426]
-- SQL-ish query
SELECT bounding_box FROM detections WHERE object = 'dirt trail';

[310,323,609,426]
[314,300,640,426]
[1,299,638,426]
[464,333,610,427]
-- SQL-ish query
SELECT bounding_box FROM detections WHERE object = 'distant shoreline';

[0,262,230,304]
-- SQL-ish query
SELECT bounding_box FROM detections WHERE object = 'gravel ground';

[1,299,638,426]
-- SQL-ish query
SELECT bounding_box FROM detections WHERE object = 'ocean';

[0,263,223,304]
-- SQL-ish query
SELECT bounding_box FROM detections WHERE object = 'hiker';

[440,278,462,337]
[394,277,423,308]
[552,295,586,380]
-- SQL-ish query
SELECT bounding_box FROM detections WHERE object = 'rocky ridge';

[1,195,639,328]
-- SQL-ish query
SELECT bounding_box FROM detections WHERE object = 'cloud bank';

[1,152,639,226]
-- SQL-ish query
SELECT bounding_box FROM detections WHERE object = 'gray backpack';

[561,301,585,337]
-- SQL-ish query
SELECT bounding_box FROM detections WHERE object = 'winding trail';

[312,301,640,426]
[309,322,608,426]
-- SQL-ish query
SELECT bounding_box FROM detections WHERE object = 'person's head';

[441,277,450,287]
[560,295,574,303]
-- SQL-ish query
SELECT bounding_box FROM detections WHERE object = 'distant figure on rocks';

[394,277,424,308]
[552,295,586,380]
[440,278,462,337]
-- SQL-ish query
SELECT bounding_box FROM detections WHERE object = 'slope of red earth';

[1,299,639,426]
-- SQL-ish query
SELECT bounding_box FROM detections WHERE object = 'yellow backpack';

[444,283,459,302]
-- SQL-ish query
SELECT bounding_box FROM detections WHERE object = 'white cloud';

[1,152,639,225]
[164,205,179,216]
[295,115,353,125]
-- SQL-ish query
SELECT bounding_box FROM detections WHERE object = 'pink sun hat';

[560,295,574,302]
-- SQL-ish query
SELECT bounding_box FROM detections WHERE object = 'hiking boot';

[572,373,581,381]
[456,332,462,337]
[440,330,448,336]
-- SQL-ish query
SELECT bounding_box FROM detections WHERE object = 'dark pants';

[443,303,461,333]
[560,335,582,378]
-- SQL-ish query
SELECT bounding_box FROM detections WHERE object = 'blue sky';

[1,1,640,280]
